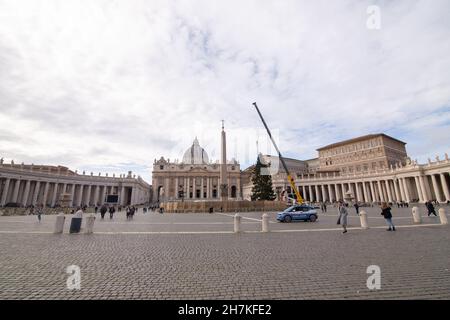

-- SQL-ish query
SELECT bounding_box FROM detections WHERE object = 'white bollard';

[53,212,65,234]
[234,213,241,233]
[412,206,422,224]
[359,210,369,229]
[438,208,448,225]
[85,213,96,234]
[262,213,270,232]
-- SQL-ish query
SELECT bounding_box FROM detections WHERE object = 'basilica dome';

[182,138,209,164]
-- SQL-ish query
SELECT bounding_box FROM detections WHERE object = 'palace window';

[160,165,164,170]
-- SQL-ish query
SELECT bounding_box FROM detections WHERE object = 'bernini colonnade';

[0,161,151,207]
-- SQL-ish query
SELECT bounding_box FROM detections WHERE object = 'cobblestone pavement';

[0,204,449,299]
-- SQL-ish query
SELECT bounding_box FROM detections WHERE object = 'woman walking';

[381,202,396,231]
[338,201,348,234]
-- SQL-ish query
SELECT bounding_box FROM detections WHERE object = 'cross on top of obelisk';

[221,120,224,130]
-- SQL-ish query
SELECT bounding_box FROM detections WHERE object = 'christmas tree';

[251,156,276,201]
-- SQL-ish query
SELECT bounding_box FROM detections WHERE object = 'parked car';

[277,205,318,223]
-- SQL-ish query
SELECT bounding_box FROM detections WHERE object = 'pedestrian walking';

[323,202,327,213]
[426,201,437,216]
[109,205,116,219]
[381,202,396,231]
[337,201,348,234]
[100,204,107,219]
[94,206,98,214]
[36,205,43,222]
[354,202,360,215]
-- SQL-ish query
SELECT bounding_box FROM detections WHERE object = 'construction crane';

[252,102,304,204]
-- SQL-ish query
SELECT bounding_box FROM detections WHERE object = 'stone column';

[192,177,196,199]
[377,181,384,202]
[186,177,190,199]
[70,184,76,207]
[175,177,179,199]
[349,183,355,201]
[327,184,334,202]
[320,184,328,202]
[385,180,393,202]
[414,177,423,202]
[402,178,411,203]
[431,174,443,202]
[93,186,99,206]
[237,177,242,200]
[308,185,314,202]
[51,182,59,207]
[334,184,340,201]
[102,185,108,205]
[42,182,50,207]
[419,175,431,201]
[393,179,400,202]
[86,185,92,206]
[11,179,21,203]
[201,177,204,199]
[77,185,84,207]
[120,186,125,205]
[440,173,450,202]
[417,176,427,202]
[369,181,376,202]
[1,178,11,206]
[353,183,359,202]
[398,178,405,201]
[362,182,369,202]
[21,180,31,207]
[316,185,322,202]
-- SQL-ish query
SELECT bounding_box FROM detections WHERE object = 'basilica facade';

[152,137,242,202]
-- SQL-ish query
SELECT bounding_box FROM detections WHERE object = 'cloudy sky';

[1,0,449,182]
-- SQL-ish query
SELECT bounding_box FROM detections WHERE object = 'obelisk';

[220,120,228,201]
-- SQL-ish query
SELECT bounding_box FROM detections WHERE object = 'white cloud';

[0,0,449,182]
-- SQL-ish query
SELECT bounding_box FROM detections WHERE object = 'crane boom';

[252,102,304,204]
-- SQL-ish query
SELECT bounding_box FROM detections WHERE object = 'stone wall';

[161,200,287,213]
[0,207,96,216]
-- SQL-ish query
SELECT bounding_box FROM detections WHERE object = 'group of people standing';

[337,201,396,234]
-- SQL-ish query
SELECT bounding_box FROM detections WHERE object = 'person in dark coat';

[381,202,395,231]
[109,206,115,219]
[100,205,107,219]
[426,201,437,216]
[354,202,360,215]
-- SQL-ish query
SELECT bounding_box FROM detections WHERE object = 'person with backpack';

[381,202,396,231]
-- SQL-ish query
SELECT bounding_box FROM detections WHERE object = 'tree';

[251,156,276,201]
